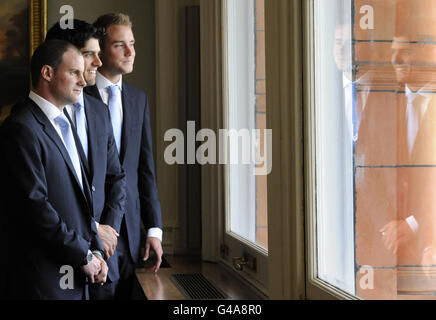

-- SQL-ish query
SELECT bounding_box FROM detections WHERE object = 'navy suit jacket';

[0,98,104,299]
[85,81,162,263]
[65,93,126,281]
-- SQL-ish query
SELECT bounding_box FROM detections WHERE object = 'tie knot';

[54,114,70,129]
[107,84,119,97]
[73,102,82,111]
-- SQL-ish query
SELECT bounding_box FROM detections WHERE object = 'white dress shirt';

[95,71,124,122]
[29,91,67,147]
[65,92,86,129]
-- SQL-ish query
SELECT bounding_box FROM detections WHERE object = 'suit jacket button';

[92,185,96,192]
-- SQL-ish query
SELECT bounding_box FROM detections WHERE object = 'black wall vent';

[171,273,227,300]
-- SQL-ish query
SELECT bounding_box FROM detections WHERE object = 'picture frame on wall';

[0,0,47,122]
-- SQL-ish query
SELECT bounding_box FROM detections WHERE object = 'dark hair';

[30,39,77,88]
[45,19,103,50]
[93,13,132,49]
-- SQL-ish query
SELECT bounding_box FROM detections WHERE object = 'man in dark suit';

[0,40,108,299]
[85,13,163,299]
[45,20,127,295]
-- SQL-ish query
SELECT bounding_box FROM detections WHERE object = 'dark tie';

[74,102,88,159]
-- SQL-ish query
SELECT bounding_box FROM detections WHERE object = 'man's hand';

[93,254,108,285]
[143,237,163,273]
[81,256,102,284]
[98,224,119,258]
[380,220,414,255]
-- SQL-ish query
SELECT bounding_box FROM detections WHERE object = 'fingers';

[154,255,162,273]
[94,268,107,284]
[93,257,108,285]
[143,238,163,273]
[101,227,118,258]
[143,242,150,261]
[112,228,120,238]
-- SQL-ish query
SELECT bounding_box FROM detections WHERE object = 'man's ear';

[41,65,55,82]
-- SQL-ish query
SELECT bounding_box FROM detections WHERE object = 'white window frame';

[304,0,358,300]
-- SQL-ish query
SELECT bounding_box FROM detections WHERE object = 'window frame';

[303,0,359,300]
[220,0,269,296]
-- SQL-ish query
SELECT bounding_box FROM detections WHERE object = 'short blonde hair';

[93,13,133,48]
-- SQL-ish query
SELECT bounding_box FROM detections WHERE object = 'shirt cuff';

[95,221,100,229]
[406,215,419,233]
[147,228,163,242]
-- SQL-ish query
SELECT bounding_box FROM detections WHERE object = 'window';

[225,0,268,250]
[310,0,436,299]
[221,0,269,292]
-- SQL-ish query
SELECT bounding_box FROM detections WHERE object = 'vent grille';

[171,273,227,300]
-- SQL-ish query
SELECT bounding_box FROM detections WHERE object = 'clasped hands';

[80,224,119,284]
[81,253,108,284]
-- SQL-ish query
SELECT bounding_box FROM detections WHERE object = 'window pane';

[225,0,268,250]
[315,0,436,299]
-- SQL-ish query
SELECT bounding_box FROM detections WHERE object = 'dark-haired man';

[45,20,127,295]
[0,39,107,299]
[85,13,163,299]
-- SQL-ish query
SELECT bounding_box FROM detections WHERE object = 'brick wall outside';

[354,0,436,299]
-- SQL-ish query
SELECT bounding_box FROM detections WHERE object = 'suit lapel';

[120,82,135,164]
[28,100,90,206]
[83,94,97,180]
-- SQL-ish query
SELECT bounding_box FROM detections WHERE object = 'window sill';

[135,255,265,300]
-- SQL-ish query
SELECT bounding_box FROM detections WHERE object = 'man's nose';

[93,55,103,67]
[125,46,133,57]
[78,74,86,87]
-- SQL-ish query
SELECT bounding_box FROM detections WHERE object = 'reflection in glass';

[315,0,436,299]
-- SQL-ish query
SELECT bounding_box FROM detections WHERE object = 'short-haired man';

[45,20,127,293]
[85,13,163,299]
[0,39,107,299]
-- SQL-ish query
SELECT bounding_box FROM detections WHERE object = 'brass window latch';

[233,257,247,271]
[232,253,256,272]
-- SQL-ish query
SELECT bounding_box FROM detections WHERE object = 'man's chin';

[121,65,134,75]
[85,79,96,87]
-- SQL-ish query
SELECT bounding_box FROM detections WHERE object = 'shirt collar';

[405,84,429,98]
[96,71,123,91]
[28,91,63,123]
[77,91,84,107]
